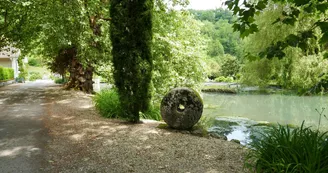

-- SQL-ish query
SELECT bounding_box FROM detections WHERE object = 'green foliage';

[0,67,5,80]
[308,74,328,95]
[214,19,243,58]
[29,72,42,81]
[7,68,14,79]
[208,40,224,57]
[290,54,328,90]
[192,9,243,80]
[110,0,154,122]
[17,56,27,80]
[0,67,14,81]
[220,55,240,77]
[93,89,123,119]
[93,89,161,121]
[242,5,297,57]
[199,15,243,58]
[0,0,42,49]
[214,76,234,83]
[241,58,274,87]
[140,105,161,121]
[245,122,328,173]
[151,9,207,103]
[205,54,240,79]
[54,77,67,84]
[242,44,328,89]
[189,8,236,23]
[240,3,328,90]
[28,58,41,67]
[227,0,328,58]
[206,58,221,79]
[1,0,112,93]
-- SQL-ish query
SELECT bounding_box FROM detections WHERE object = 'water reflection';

[203,93,328,130]
[203,93,328,145]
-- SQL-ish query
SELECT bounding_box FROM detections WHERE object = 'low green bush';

[0,67,14,81]
[140,105,161,121]
[3,69,9,80]
[93,89,124,119]
[0,67,4,80]
[8,68,14,79]
[245,122,328,172]
[54,77,67,84]
[214,76,225,82]
[93,88,162,121]
[214,76,234,83]
[29,72,42,81]
[28,58,41,66]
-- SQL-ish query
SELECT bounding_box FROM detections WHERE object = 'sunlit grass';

[201,85,237,94]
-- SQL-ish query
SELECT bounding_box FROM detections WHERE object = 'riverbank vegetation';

[246,122,328,172]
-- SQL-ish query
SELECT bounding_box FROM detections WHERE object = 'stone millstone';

[160,87,203,130]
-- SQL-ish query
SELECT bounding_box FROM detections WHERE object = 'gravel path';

[1,81,246,173]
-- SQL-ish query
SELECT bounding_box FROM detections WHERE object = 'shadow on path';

[0,81,56,173]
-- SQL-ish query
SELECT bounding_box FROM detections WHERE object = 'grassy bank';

[201,85,237,94]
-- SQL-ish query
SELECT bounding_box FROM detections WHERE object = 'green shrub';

[206,58,221,79]
[214,76,234,83]
[93,88,162,121]
[29,72,42,81]
[93,89,124,119]
[8,68,14,79]
[245,122,328,173]
[214,76,226,82]
[54,77,67,84]
[220,55,240,77]
[3,68,9,79]
[28,58,41,66]
[140,105,161,121]
[18,71,27,80]
[0,67,14,81]
[0,67,4,80]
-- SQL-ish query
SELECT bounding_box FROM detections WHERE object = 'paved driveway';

[0,81,54,173]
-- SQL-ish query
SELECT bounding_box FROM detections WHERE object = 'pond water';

[202,93,328,145]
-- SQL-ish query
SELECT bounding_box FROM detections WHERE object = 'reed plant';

[245,120,328,173]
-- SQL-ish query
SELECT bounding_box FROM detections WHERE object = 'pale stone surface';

[160,87,203,130]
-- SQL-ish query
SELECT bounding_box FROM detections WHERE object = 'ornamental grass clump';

[140,105,161,121]
[93,88,161,121]
[93,89,123,119]
[245,122,328,173]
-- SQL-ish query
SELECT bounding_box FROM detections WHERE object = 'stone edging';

[0,80,15,87]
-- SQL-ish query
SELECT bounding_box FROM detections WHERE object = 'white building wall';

[0,46,20,78]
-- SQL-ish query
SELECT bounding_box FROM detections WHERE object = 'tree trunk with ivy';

[110,0,154,122]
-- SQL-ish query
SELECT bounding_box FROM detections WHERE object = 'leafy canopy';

[226,0,328,59]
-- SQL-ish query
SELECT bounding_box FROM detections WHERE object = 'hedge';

[0,67,14,81]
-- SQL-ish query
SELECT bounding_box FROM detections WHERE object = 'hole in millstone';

[177,104,185,112]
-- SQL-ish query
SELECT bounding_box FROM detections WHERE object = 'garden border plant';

[93,88,161,121]
[244,108,328,173]
[0,67,14,81]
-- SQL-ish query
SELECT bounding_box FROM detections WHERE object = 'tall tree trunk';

[62,47,94,94]
[110,0,154,122]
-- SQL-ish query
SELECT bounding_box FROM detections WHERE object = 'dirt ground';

[1,81,246,173]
